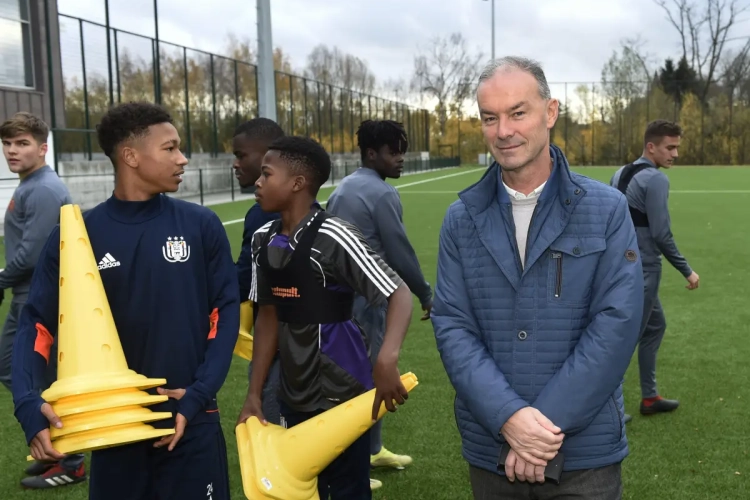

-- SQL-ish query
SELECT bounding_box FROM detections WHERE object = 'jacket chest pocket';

[547,236,606,307]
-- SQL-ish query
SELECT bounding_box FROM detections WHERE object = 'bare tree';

[410,33,484,137]
[719,39,750,96]
[305,45,336,84]
[304,44,376,94]
[335,53,376,94]
[599,35,656,122]
[619,35,655,82]
[224,34,255,64]
[378,78,409,103]
[653,0,750,101]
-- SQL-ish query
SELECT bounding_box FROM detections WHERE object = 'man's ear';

[546,98,559,128]
[291,175,307,193]
[120,145,139,169]
[367,148,377,161]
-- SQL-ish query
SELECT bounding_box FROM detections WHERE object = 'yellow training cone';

[233,300,254,361]
[236,371,419,500]
[51,387,169,418]
[42,205,168,401]
[27,204,175,460]
[43,422,175,456]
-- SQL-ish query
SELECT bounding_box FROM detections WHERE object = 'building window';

[0,0,34,88]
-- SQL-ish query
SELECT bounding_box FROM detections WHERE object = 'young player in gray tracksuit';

[0,112,82,488]
[327,120,432,481]
[610,119,700,423]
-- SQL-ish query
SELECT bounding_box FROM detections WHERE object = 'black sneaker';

[640,397,679,415]
[24,460,56,476]
[21,463,86,489]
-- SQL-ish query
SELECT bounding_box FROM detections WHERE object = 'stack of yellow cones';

[236,371,419,500]
[28,204,174,459]
[233,300,254,361]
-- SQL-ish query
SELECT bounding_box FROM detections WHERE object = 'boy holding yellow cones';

[12,102,239,499]
[237,136,413,499]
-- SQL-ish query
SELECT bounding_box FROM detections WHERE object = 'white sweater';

[502,180,546,269]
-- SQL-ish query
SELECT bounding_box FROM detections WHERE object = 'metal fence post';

[183,47,192,157]
[114,29,121,103]
[234,59,240,127]
[303,78,309,136]
[289,75,294,135]
[199,169,204,205]
[316,81,322,142]
[104,0,113,107]
[153,0,161,104]
[79,18,91,160]
[210,54,218,157]
[42,0,58,172]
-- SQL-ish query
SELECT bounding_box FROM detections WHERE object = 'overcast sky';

[57,0,750,107]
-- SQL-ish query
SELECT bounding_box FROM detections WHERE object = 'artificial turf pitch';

[0,165,748,499]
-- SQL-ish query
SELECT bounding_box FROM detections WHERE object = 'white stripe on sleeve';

[319,219,398,297]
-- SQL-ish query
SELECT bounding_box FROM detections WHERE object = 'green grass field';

[0,165,749,499]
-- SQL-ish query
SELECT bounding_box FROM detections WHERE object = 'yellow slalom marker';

[51,387,169,418]
[27,204,174,460]
[234,300,254,361]
[236,372,419,500]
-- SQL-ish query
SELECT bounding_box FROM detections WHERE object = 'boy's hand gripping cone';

[235,371,419,500]
[30,204,174,458]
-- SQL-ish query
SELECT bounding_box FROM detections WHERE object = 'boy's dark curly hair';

[356,119,408,161]
[267,136,331,193]
[96,102,174,166]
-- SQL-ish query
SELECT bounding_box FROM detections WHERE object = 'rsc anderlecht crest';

[163,236,191,263]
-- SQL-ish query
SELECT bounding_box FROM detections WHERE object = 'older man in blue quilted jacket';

[431,56,644,500]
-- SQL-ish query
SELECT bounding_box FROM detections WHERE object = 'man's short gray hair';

[477,56,551,100]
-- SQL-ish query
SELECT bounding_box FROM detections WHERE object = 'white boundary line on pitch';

[221,167,485,226]
[670,190,750,193]
[395,189,750,194]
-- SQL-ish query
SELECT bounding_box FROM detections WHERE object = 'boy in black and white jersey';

[237,136,413,499]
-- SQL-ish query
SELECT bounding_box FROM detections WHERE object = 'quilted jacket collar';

[458,144,584,217]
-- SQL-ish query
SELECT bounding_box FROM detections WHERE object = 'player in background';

[11,102,239,499]
[237,136,413,499]
[0,112,81,489]
[232,118,285,426]
[327,120,431,480]
[610,119,699,424]
[233,118,285,303]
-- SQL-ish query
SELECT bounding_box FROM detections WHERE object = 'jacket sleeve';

[12,227,61,445]
[236,206,279,301]
[645,174,693,277]
[373,190,433,307]
[532,195,644,434]
[431,206,529,437]
[176,212,240,422]
[249,223,274,305]
[236,209,256,301]
[318,217,404,308]
[0,186,64,290]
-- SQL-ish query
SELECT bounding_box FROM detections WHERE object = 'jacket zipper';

[552,252,562,297]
